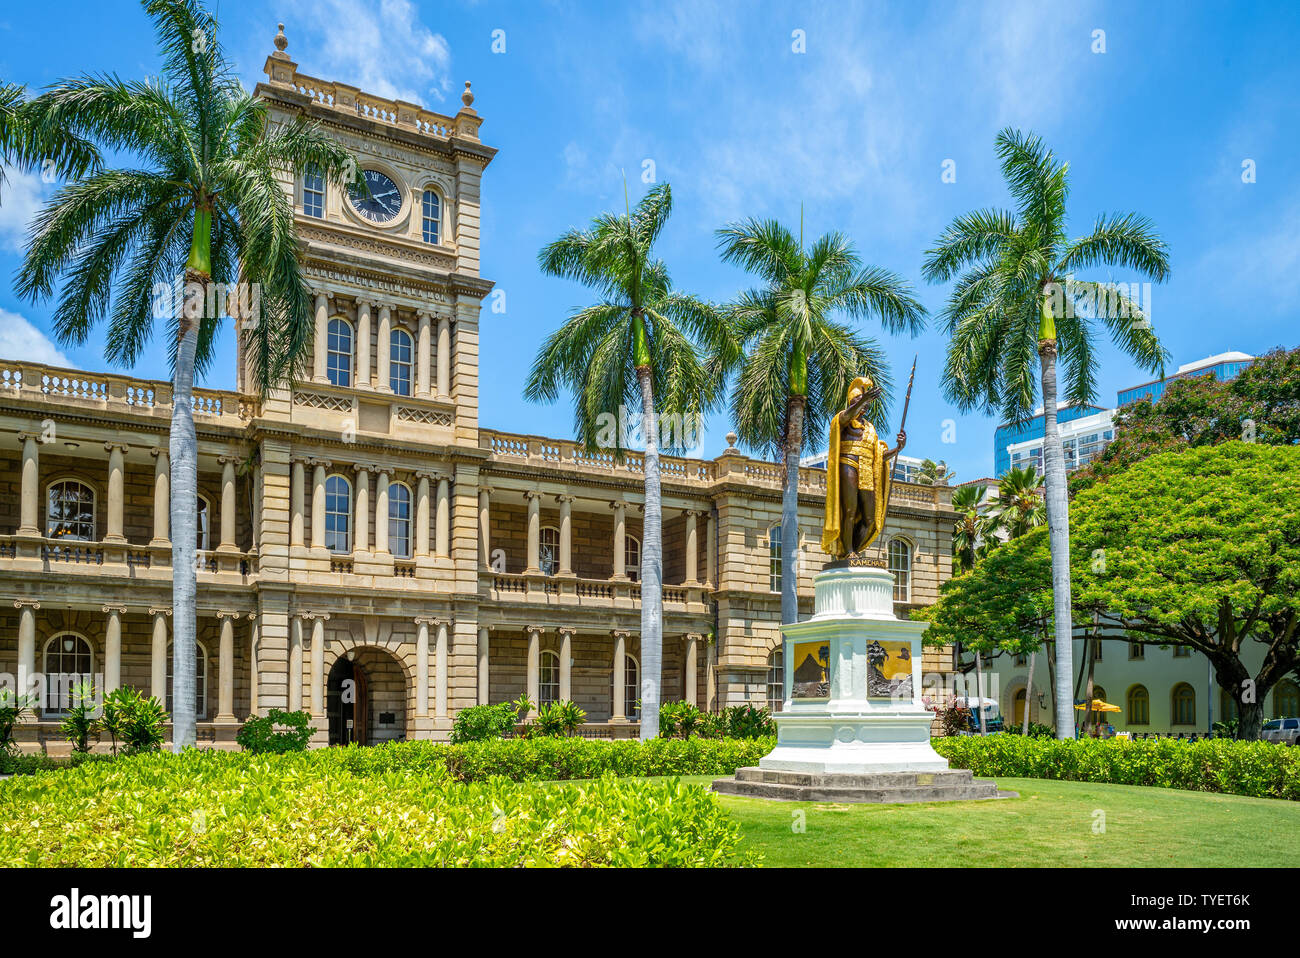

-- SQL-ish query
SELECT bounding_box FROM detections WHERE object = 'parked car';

[1261,717,1300,745]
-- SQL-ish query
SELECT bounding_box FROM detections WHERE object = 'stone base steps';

[711,767,1017,804]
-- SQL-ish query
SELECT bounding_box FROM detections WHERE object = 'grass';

[676,775,1300,867]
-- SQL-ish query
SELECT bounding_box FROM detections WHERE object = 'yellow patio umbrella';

[1075,699,1121,712]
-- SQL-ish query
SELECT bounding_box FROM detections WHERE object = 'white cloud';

[0,309,70,367]
[0,163,49,252]
[281,0,453,105]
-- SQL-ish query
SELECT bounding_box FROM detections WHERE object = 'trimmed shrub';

[0,749,755,867]
[935,735,1300,801]
[450,701,526,743]
[236,709,314,754]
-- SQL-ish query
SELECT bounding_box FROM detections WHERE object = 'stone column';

[435,619,449,719]
[611,501,627,579]
[218,455,238,552]
[415,473,431,557]
[558,628,573,701]
[104,442,127,543]
[436,315,451,399]
[290,458,306,548]
[374,470,390,555]
[416,311,432,397]
[478,488,491,569]
[310,461,327,550]
[376,304,392,392]
[289,615,303,712]
[705,511,716,588]
[216,611,236,721]
[557,495,573,575]
[149,448,170,546]
[684,633,700,706]
[685,511,700,585]
[103,605,125,694]
[524,490,541,573]
[611,630,627,721]
[353,465,371,553]
[435,477,450,558]
[251,463,262,550]
[15,600,39,697]
[477,626,490,705]
[415,618,431,716]
[310,614,327,717]
[525,626,542,716]
[17,434,39,536]
[150,608,170,702]
[312,291,329,382]
[248,614,260,717]
[356,300,372,387]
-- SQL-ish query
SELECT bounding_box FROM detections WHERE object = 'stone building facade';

[0,30,956,749]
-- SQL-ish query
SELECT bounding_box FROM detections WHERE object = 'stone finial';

[724,431,739,451]
[461,81,474,108]
[274,23,288,53]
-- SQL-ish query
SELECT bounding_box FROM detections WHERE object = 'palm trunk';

[781,396,805,628]
[1039,307,1075,741]
[1044,628,1058,730]
[1022,650,1035,735]
[636,365,662,741]
[169,269,202,752]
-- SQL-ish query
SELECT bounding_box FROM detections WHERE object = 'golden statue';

[821,374,907,559]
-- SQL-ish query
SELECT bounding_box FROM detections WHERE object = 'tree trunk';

[169,267,203,753]
[1044,627,1058,733]
[973,651,987,735]
[1023,650,1035,735]
[781,396,805,628]
[636,365,662,741]
[1039,336,1076,740]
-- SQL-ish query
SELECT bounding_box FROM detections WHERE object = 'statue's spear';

[896,354,918,439]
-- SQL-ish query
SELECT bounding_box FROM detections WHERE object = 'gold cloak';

[821,407,893,558]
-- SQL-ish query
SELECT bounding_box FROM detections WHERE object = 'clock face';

[348,169,403,223]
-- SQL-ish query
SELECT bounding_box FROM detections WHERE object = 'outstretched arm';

[885,430,907,459]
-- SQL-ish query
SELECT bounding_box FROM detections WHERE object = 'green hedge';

[0,748,755,867]
[935,735,1300,801]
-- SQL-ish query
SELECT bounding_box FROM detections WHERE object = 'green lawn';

[677,776,1300,867]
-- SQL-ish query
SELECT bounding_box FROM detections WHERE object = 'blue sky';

[1,0,1296,480]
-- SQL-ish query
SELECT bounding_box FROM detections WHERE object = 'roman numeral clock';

[348,169,404,223]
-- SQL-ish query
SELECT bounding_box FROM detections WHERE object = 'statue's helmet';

[847,375,876,404]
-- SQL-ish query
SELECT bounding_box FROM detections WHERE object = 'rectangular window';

[1173,646,1190,658]
[1129,642,1144,660]
[422,190,441,244]
[303,164,325,218]
[768,528,781,593]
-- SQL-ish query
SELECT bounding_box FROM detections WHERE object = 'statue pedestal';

[760,566,947,774]
[713,566,1014,803]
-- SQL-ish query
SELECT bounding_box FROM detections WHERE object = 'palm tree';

[710,218,925,628]
[0,81,100,195]
[987,464,1046,539]
[923,128,1170,739]
[526,182,720,740]
[17,0,356,751]
[950,483,992,574]
[915,458,955,486]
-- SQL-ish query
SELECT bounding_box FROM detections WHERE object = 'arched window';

[538,650,560,707]
[888,538,912,603]
[625,535,641,582]
[768,525,782,593]
[539,525,560,576]
[324,474,352,553]
[612,653,640,719]
[326,317,353,387]
[303,163,325,218]
[1275,680,1300,718]
[1127,685,1150,725]
[166,640,208,719]
[388,482,412,559]
[766,647,784,713]
[196,493,211,552]
[421,188,441,244]
[1171,683,1196,726]
[390,327,413,396]
[1092,685,1107,703]
[46,479,95,541]
[42,633,92,715]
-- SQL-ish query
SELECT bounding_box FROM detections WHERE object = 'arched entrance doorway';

[326,646,409,746]
[1012,688,1027,727]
